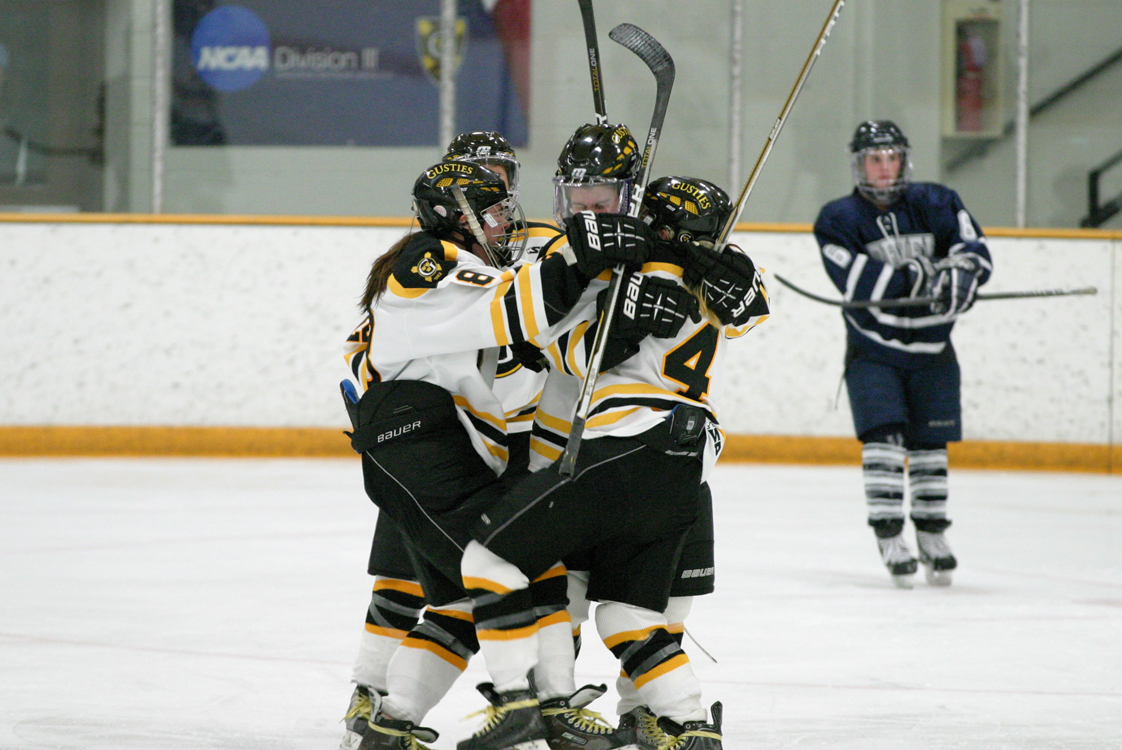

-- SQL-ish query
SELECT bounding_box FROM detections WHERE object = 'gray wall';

[107,1,1122,229]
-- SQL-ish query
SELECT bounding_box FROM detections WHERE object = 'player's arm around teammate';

[341,158,648,750]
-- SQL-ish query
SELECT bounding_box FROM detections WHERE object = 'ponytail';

[360,232,421,310]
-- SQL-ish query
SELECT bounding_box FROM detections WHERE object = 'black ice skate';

[341,685,376,750]
[616,706,666,750]
[876,533,918,588]
[654,703,723,750]
[916,529,957,586]
[457,683,551,750]
[357,703,438,750]
[539,684,626,750]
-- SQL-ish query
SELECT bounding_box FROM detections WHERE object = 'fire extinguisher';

[956,29,987,132]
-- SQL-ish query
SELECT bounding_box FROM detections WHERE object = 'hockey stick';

[558,24,675,477]
[715,0,846,252]
[577,0,608,124]
[774,272,1098,309]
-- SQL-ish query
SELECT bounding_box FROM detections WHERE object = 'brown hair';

[360,232,421,310]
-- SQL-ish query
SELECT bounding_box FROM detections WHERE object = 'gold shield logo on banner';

[415,17,467,83]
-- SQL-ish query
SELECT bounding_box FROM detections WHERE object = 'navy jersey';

[813,182,993,369]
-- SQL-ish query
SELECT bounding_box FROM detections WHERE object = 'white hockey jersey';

[344,228,571,475]
[527,243,770,479]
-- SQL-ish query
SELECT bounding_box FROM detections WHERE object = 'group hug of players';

[337,109,991,750]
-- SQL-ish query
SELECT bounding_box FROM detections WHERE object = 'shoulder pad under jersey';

[392,233,461,288]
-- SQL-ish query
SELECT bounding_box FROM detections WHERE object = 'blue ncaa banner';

[172,0,530,147]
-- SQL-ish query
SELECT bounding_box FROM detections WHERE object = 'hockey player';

[340,158,649,750]
[553,174,769,750]
[341,133,563,750]
[456,128,770,750]
[813,120,993,587]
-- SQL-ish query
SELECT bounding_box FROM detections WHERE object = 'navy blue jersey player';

[813,120,993,588]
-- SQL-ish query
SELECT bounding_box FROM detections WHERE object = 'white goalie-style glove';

[931,255,982,316]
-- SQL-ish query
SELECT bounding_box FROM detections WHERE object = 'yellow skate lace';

[368,720,435,750]
[343,691,373,722]
[462,697,540,737]
[634,710,668,746]
[657,726,722,750]
[540,705,615,734]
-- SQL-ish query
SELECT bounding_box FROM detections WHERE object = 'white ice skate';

[916,530,957,586]
[877,533,918,588]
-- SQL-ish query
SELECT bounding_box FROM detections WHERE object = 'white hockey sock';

[863,441,907,526]
[596,602,704,725]
[615,596,693,715]
[908,448,949,523]
[351,577,425,692]
[461,541,537,693]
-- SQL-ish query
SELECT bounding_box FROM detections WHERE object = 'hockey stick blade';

[608,23,674,77]
[774,273,1098,309]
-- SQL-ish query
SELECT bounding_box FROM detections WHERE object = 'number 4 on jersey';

[663,326,718,400]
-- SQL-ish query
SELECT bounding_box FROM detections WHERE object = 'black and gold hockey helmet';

[553,123,640,226]
[443,131,521,197]
[641,176,732,244]
[412,160,526,267]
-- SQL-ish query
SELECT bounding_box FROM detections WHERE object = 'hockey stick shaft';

[774,273,1098,309]
[715,0,846,250]
[577,0,608,124]
[559,24,675,477]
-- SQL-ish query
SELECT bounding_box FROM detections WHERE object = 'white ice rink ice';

[1,458,1120,749]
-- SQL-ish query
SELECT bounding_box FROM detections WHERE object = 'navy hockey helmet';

[849,120,912,206]
[412,160,527,267]
[553,123,641,226]
[641,176,733,244]
[443,131,521,198]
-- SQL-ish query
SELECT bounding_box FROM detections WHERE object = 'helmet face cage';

[412,160,526,267]
[443,131,520,197]
[640,176,732,244]
[552,176,633,228]
[849,120,912,205]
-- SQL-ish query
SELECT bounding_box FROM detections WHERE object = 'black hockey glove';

[901,256,937,300]
[592,273,701,371]
[565,211,653,279]
[508,341,549,372]
[931,255,982,316]
[613,272,701,339]
[681,241,769,326]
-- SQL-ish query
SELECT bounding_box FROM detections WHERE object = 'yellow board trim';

[4,213,1120,241]
[0,427,1116,473]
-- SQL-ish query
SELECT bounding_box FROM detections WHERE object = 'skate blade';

[511,741,551,750]
[925,568,953,586]
[891,573,915,589]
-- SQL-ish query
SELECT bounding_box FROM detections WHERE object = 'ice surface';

[1,458,1119,749]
